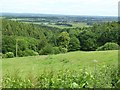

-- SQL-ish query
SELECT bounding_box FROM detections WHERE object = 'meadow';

[2,50,120,88]
[45,22,89,29]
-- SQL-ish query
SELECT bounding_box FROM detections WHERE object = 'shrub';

[23,50,39,56]
[39,44,54,55]
[32,51,39,56]
[17,50,24,57]
[5,52,14,58]
[96,42,119,51]
[59,47,68,53]
[52,47,61,54]
[39,45,68,55]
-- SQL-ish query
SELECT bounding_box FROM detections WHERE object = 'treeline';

[2,19,119,57]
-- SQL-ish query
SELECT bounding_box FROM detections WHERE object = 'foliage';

[5,52,14,58]
[3,50,118,88]
[2,36,16,54]
[2,19,120,56]
[2,65,119,88]
[52,47,61,54]
[57,32,70,49]
[68,36,80,51]
[17,39,28,51]
[59,46,68,53]
[23,50,39,56]
[39,44,54,55]
[18,50,39,57]
[96,42,119,51]
[78,30,98,51]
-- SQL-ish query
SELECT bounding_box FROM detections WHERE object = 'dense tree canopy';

[2,19,120,57]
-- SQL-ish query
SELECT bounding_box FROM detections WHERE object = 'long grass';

[2,50,119,88]
[2,65,119,88]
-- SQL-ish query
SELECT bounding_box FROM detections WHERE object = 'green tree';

[39,44,54,55]
[17,39,28,51]
[57,32,70,49]
[78,31,98,51]
[68,36,80,51]
[2,36,16,54]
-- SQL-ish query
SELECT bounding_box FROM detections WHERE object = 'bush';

[96,42,119,51]
[23,50,39,56]
[17,50,24,57]
[32,51,39,56]
[39,44,68,55]
[5,52,14,58]
[39,44,54,55]
[59,46,68,53]
[18,50,39,57]
[53,47,61,54]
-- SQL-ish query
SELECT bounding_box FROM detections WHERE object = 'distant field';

[22,22,89,29]
[2,50,118,76]
[46,22,89,29]
[9,18,89,29]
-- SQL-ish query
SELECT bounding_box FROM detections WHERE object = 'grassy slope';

[2,50,118,76]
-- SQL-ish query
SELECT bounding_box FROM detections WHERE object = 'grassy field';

[2,50,119,88]
[46,22,89,29]
[23,22,89,29]
[9,18,90,29]
[2,50,118,76]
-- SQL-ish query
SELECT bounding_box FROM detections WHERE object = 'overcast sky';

[1,0,119,16]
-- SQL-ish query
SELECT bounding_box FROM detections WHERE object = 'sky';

[1,0,119,16]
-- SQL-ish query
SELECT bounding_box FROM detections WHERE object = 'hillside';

[2,19,119,88]
[3,50,118,76]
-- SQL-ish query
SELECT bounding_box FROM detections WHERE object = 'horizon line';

[0,12,118,17]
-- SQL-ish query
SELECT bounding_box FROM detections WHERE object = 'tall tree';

[57,32,70,48]
[68,36,80,51]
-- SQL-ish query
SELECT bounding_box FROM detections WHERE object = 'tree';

[68,36,80,51]
[2,36,16,54]
[57,32,70,49]
[39,44,54,55]
[78,31,98,51]
[17,39,28,51]
[38,38,48,50]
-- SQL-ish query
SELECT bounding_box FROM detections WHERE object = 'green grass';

[2,50,119,88]
[2,50,118,76]
[45,22,89,29]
